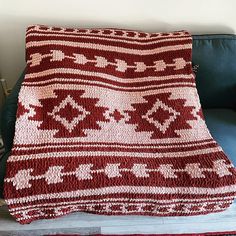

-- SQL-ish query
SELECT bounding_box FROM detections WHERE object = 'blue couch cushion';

[193,35,236,109]
[203,109,236,166]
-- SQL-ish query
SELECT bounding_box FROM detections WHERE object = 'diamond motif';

[125,92,196,139]
[142,99,179,134]
[110,109,125,122]
[30,89,108,138]
[104,109,130,123]
[48,95,90,133]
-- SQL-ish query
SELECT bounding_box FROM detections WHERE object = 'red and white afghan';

[4,25,236,224]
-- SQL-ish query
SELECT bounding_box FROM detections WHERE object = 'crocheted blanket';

[4,25,236,224]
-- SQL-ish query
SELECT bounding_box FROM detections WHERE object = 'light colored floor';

[0,202,236,236]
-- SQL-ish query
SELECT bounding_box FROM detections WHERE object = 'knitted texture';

[4,25,236,224]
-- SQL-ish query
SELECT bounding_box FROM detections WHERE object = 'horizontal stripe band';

[11,143,218,155]
[10,200,233,216]
[13,138,215,148]
[22,81,195,92]
[26,33,191,46]
[25,68,194,82]
[22,73,195,87]
[8,147,223,161]
[26,27,189,42]
[23,78,194,90]
[6,185,236,204]
[15,207,230,222]
[26,41,192,55]
[9,196,234,212]
[12,140,216,151]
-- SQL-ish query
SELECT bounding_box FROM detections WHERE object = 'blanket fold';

[4,25,236,224]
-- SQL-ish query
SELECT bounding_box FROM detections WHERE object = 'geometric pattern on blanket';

[3,25,236,224]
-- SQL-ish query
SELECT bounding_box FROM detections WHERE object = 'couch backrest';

[193,34,236,109]
[1,35,236,152]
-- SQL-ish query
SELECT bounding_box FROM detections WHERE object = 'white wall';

[0,0,236,89]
